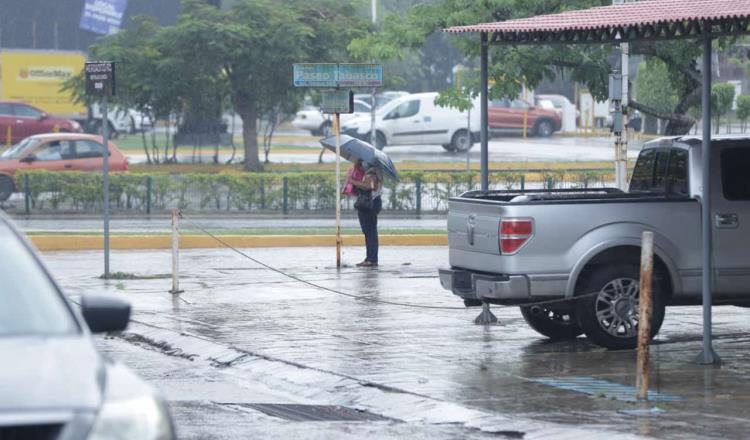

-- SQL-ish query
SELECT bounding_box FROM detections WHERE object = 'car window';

[0,103,13,116]
[385,100,420,120]
[0,222,78,336]
[665,149,689,196]
[491,98,510,108]
[13,104,42,118]
[721,145,750,200]
[34,140,75,161]
[75,140,105,159]
[511,99,529,109]
[1,137,40,159]
[652,150,670,191]
[353,102,370,113]
[630,149,656,192]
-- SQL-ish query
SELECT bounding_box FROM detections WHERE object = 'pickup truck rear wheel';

[575,265,665,350]
[533,119,554,137]
[520,305,583,341]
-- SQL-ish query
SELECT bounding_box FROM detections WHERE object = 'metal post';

[370,87,377,146]
[335,113,342,268]
[282,176,289,215]
[170,209,183,294]
[466,104,471,171]
[146,176,152,215]
[520,175,525,190]
[102,96,110,278]
[24,174,30,216]
[696,32,720,365]
[636,231,654,400]
[480,32,489,191]
[415,176,422,218]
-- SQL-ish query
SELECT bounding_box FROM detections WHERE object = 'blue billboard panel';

[80,0,128,36]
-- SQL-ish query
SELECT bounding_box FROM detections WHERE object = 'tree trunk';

[238,106,262,171]
[629,99,695,136]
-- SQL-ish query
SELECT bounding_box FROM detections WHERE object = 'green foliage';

[635,59,678,114]
[736,95,750,133]
[13,169,612,214]
[712,83,736,133]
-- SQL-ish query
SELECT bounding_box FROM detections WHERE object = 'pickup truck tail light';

[499,218,533,254]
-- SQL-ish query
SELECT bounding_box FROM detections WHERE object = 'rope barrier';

[177,211,600,311]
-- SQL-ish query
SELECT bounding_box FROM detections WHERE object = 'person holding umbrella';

[351,162,383,267]
[320,134,398,268]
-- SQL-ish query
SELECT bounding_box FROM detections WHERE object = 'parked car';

[87,104,153,137]
[0,101,83,145]
[439,135,750,350]
[341,92,480,152]
[292,99,372,136]
[489,98,561,137]
[0,211,176,439]
[0,133,129,201]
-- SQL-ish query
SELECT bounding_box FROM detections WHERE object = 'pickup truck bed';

[440,136,750,349]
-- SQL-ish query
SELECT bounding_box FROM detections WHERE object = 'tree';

[166,0,369,171]
[634,59,678,134]
[349,0,725,135]
[711,83,735,134]
[736,95,750,133]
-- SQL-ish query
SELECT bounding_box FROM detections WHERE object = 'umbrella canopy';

[320,135,398,180]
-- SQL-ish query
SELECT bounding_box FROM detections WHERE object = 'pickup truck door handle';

[64,164,73,169]
[466,215,476,246]
[412,120,421,123]
[715,213,739,228]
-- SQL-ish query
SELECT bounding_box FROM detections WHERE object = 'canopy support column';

[480,32,489,191]
[696,28,720,365]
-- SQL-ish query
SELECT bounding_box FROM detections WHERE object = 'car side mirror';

[80,294,131,333]
[20,155,36,163]
[39,112,49,120]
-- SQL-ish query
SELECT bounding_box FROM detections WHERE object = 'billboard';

[80,0,129,36]
[0,51,87,116]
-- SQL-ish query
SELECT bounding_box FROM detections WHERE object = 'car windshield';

[0,221,78,336]
[1,137,41,160]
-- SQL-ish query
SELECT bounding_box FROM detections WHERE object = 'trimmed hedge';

[12,169,613,214]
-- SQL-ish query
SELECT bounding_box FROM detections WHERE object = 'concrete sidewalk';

[45,247,750,439]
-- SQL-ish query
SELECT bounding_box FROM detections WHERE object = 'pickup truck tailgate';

[447,203,500,254]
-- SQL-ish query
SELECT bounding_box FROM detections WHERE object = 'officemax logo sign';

[18,67,74,81]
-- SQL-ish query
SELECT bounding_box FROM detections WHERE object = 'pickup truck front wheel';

[520,305,583,341]
[575,265,665,350]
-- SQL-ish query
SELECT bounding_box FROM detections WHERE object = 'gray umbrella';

[320,135,399,180]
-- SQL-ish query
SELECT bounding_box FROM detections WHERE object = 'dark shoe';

[357,260,378,267]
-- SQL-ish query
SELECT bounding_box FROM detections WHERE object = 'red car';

[0,133,129,201]
[0,101,82,145]
[489,98,562,137]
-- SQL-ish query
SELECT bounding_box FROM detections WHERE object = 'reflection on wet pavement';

[45,247,750,439]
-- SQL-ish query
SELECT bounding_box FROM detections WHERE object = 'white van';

[340,92,480,152]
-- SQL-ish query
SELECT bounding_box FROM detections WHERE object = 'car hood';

[0,337,104,411]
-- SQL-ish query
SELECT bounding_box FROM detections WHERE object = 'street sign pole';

[335,113,342,268]
[102,95,110,277]
[86,61,115,278]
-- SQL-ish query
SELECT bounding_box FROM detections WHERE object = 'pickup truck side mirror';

[80,294,131,333]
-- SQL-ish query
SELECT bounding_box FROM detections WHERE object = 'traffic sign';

[338,64,383,87]
[321,90,353,114]
[293,63,338,87]
[85,61,116,96]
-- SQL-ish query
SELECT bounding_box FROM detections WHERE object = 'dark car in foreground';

[0,213,175,440]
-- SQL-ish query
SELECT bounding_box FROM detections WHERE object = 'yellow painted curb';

[31,234,448,251]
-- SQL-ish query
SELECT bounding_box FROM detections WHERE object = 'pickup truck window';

[630,148,689,195]
[721,147,750,200]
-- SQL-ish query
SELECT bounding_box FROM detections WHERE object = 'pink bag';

[343,167,365,196]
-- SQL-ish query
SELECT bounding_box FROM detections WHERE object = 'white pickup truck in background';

[440,135,750,349]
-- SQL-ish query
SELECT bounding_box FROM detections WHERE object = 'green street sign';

[338,64,383,87]
[293,63,338,87]
[320,89,353,114]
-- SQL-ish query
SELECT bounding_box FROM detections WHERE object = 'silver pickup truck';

[440,135,750,349]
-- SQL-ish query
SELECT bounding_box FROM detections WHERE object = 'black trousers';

[357,196,382,263]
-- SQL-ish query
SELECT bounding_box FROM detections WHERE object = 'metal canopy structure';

[445,0,750,364]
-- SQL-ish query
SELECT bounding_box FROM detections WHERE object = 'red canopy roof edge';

[444,0,750,34]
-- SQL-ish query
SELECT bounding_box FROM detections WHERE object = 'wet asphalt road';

[41,246,750,439]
